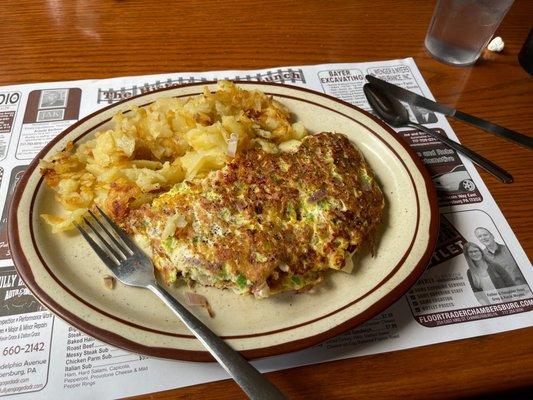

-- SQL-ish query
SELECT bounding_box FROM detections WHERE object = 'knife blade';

[366,75,533,149]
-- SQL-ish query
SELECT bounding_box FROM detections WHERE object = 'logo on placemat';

[23,88,81,124]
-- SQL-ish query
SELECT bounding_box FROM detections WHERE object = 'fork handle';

[148,283,287,400]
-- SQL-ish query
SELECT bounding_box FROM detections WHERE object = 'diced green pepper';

[236,274,247,288]
[163,236,177,250]
[317,200,330,210]
[291,276,301,285]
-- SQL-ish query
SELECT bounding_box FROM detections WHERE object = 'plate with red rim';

[8,81,439,361]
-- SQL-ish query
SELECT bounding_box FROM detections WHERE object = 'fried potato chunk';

[40,81,308,230]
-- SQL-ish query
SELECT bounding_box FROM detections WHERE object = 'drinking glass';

[425,0,514,66]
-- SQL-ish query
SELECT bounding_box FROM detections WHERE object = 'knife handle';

[453,111,533,150]
[410,123,513,184]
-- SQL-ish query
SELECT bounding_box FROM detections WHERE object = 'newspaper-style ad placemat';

[0,58,531,399]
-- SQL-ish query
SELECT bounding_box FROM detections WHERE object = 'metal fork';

[75,206,287,400]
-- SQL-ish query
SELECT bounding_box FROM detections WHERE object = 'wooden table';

[1,0,531,398]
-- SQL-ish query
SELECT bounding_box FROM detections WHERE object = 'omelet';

[125,132,384,298]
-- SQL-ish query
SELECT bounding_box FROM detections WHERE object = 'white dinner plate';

[9,82,438,361]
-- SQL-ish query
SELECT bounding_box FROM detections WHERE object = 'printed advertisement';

[16,89,81,160]
[407,211,532,327]
[0,59,529,399]
[0,91,20,161]
[0,266,52,397]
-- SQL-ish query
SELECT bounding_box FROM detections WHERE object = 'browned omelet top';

[126,132,384,297]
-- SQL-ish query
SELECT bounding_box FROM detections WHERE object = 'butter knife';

[366,75,533,150]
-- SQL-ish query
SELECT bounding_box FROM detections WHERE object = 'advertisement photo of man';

[474,227,526,286]
[39,89,68,109]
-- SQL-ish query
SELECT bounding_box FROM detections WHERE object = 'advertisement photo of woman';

[463,242,515,305]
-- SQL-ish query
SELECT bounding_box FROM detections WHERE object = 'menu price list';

[63,327,150,391]
[0,312,53,396]
[317,312,399,351]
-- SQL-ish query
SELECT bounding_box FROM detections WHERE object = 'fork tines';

[75,207,134,268]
